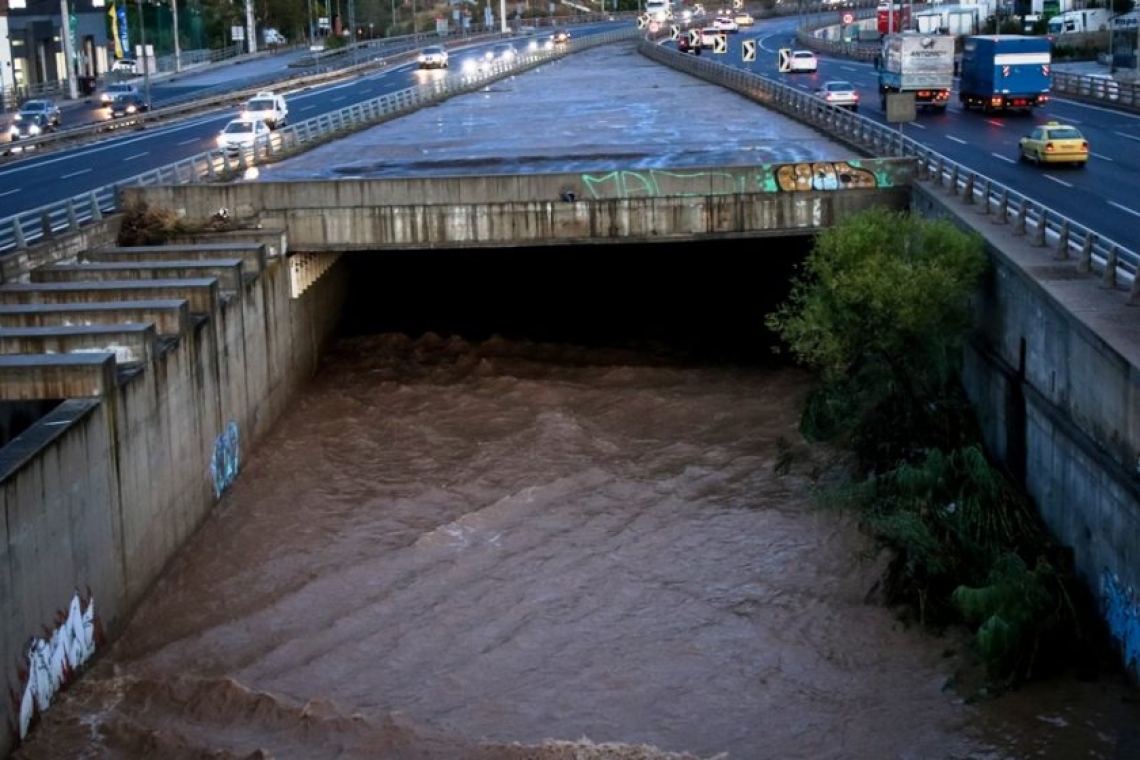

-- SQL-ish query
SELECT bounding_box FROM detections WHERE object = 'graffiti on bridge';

[10,589,103,742]
[579,160,893,199]
[210,420,241,499]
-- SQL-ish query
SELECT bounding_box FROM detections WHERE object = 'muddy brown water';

[14,246,1140,760]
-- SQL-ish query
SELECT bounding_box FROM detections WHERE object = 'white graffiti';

[17,591,97,739]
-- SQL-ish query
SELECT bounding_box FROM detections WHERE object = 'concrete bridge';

[1,42,1138,760]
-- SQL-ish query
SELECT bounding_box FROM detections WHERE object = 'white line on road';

[986,119,1004,128]
[123,152,147,161]
[61,168,91,179]
[1044,175,1072,188]
[1108,200,1140,219]
[1090,152,1114,161]
[946,135,967,144]
[1114,131,1140,142]
[178,138,200,146]
[991,153,1016,163]
[0,187,20,197]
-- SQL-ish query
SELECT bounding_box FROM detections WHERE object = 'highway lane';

[3,15,1139,250]
[694,16,1140,247]
[0,25,627,220]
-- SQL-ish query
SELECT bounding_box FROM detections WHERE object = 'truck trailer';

[877,32,956,111]
[1047,8,1111,34]
[958,34,1051,113]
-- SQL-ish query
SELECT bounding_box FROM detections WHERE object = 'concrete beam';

[0,353,118,400]
[0,300,191,337]
[0,279,221,315]
[0,324,158,365]
[85,243,268,276]
[30,260,247,293]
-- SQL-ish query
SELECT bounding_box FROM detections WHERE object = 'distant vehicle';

[645,0,670,23]
[242,91,288,129]
[1018,121,1089,167]
[699,27,721,47]
[677,32,702,54]
[877,2,910,34]
[733,10,754,26]
[8,113,53,142]
[877,33,955,112]
[418,45,450,69]
[14,99,61,128]
[1047,8,1110,34]
[491,42,518,61]
[787,50,818,73]
[101,82,140,106]
[959,34,1051,113]
[815,80,860,110]
[217,118,272,156]
[108,91,149,119]
[263,27,287,45]
[712,15,739,31]
[111,57,139,75]
[551,29,571,44]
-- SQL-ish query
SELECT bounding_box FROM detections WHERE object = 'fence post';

[962,173,974,205]
[1014,199,1028,236]
[40,212,51,239]
[995,188,1009,224]
[1077,234,1093,273]
[1055,221,1069,260]
[1130,268,1140,306]
[935,157,944,187]
[1033,208,1047,247]
[1102,247,1118,289]
[12,218,26,250]
[89,193,103,222]
[66,201,78,232]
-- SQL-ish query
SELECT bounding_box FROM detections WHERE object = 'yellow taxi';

[1017,121,1089,167]
[734,10,755,25]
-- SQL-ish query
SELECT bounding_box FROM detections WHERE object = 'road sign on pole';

[742,38,756,62]
[842,12,854,24]
[670,24,680,40]
[713,32,727,53]
[778,48,792,72]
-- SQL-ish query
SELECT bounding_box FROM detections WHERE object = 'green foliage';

[768,207,1087,686]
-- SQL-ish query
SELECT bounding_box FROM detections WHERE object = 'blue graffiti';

[1101,570,1140,678]
[209,420,241,499]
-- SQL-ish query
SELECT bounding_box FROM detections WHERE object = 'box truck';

[1047,8,1111,34]
[877,32,956,111]
[958,34,1051,113]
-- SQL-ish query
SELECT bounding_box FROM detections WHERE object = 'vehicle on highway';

[814,80,860,110]
[677,33,702,54]
[217,117,272,156]
[733,10,754,25]
[1017,121,1089,167]
[111,58,139,75]
[7,113,53,142]
[14,98,62,128]
[787,50,818,73]
[418,45,449,69]
[101,82,141,106]
[491,42,518,62]
[108,91,150,119]
[699,27,722,47]
[712,15,739,31]
[551,29,571,44]
[242,91,289,129]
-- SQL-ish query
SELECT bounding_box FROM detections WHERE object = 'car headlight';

[29,124,40,135]
[8,124,17,135]
[126,105,137,114]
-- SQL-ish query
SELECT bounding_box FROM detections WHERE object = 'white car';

[111,58,139,75]
[217,118,272,156]
[699,27,722,47]
[418,45,449,69]
[712,15,739,32]
[788,50,818,73]
[242,91,288,129]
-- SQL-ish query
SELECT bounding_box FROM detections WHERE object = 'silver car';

[814,80,859,110]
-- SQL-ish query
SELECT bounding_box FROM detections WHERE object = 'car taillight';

[852,92,859,100]
[1044,142,1055,153]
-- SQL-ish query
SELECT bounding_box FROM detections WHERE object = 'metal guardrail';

[0,26,639,257]
[638,40,1139,305]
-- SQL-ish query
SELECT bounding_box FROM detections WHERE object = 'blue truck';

[958,34,1052,113]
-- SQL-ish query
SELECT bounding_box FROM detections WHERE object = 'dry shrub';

[117,200,209,246]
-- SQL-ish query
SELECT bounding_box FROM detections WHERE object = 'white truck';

[876,33,956,113]
[242,91,288,129]
[913,5,981,36]
[1047,8,1111,34]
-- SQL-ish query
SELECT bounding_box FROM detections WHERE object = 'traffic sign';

[713,33,727,54]
[637,14,647,28]
[742,38,756,62]
[778,48,792,72]
[670,24,680,40]
[842,12,854,24]
[689,29,701,47]
[733,0,742,8]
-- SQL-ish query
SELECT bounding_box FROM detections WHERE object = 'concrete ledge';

[0,300,191,336]
[0,323,158,365]
[0,353,118,400]
[86,243,269,275]
[167,229,288,260]
[0,279,221,314]
[30,260,247,293]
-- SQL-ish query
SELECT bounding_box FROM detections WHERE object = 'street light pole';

[60,0,78,99]
[171,0,182,72]
[138,0,151,107]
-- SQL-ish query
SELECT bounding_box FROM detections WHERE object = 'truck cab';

[242,91,288,130]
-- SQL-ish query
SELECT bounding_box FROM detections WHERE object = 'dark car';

[109,92,150,119]
[14,98,62,128]
[8,112,54,142]
[677,33,702,55]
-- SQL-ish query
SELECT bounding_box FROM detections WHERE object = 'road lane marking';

[1044,175,1072,188]
[178,138,200,146]
[123,152,147,161]
[986,119,1004,127]
[1108,200,1140,219]
[61,168,91,179]
[1114,131,1140,142]
[1090,152,1113,161]
[991,153,1016,163]
[946,135,967,144]
[0,187,20,197]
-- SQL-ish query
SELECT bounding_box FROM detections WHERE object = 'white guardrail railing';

[0,26,638,257]
[639,39,1138,305]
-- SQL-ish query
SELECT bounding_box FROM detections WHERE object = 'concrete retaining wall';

[0,235,347,756]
